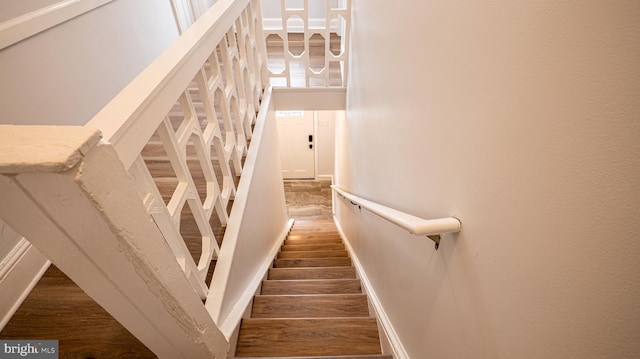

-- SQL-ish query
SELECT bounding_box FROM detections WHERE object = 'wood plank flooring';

[0,266,155,359]
[234,220,389,358]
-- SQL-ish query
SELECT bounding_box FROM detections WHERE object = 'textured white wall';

[0,0,178,125]
[336,1,640,358]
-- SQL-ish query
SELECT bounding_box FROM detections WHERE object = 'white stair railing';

[87,0,267,299]
[0,0,275,357]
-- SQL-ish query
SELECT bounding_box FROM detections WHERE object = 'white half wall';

[0,0,179,125]
[206,88,290,337]
[337,1,640,358]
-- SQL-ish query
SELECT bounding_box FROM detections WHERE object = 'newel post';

[0,126,228,359]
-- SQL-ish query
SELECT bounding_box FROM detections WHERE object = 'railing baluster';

[194,69,233,223]
[220,32,249,157]
[265,0,350,88]
[156,114,220,281]
[252,0,269,91]
[129,155,208,297]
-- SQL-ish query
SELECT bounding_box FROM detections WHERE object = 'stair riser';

[274,257,352,268]
[284,238,343,245]
[261,280,362,295]
[289,230,340,235]
[268,267,356,280]
[287,235,342,242]
[235,318,381,357]
[277,250,349,259]
[281,243,345,251]
[251,294,369,318]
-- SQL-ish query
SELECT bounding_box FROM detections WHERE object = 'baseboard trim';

[316,174,334,181]
[0,238,50,330]
[334,216,409,359]
[0,0,114,50]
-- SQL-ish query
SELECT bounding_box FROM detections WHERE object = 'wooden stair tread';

[281,243,345,251]
[285,237,343,245]
[268,267,356,280]
[235,219,383,358]
[261,279,362,295]
[289,228,337,232]
[235,318,382,357]
[290,222,336,226]
[289,227,339,232]
[278,250,349,259]
[292,219,335,223]
[274,257,352,268]
[252,294,369,318]
[289,229,338,233]
[288,232,340,238]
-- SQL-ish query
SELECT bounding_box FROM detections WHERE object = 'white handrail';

[332,185,461,248]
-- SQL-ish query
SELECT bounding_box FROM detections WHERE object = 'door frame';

[276,110,316,180]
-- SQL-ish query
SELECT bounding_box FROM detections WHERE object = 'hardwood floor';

[234,220,391,358]
[0,266,155,359]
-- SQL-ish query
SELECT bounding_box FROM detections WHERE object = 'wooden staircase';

[234,219,391,359]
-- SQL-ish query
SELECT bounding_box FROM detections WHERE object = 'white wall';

[0,0,179,125]
[316,110,336,177]
[336,1,640,358]
[261,0,331,31]
[261,0,327,19]
[0,0,61,22]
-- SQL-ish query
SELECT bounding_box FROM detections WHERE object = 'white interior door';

[277,111,315,179]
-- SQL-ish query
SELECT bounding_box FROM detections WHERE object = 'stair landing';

[234,220,389,358]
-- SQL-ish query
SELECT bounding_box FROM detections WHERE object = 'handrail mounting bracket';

[427,234,441,250]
